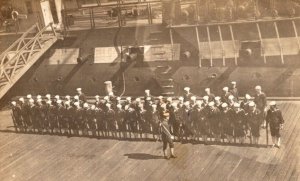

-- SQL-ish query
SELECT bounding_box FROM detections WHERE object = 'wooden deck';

[0,101,299,181]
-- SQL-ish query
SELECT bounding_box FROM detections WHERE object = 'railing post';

[229,25,238,65]
[206,26,213,67]
[274,22,284,64]
[292,20,300,51]
[256,23,266,64]
[218,25,225,66]
[195,26,202,67]
[169,28,174,61]
[50,23,57,37]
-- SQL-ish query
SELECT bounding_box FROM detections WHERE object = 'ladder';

[0,23,58,100]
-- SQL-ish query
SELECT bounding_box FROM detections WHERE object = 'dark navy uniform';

[266,108,284,137]
[11,104,23,131]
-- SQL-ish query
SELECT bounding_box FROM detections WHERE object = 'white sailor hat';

[83,103,89,108]
[221,103,228,108]
[108,92,114,96]
[152,104,157,108]
[76,88,82,91]
[178,97,184,101]
[255,85,262,90]
[91,105,96,110]
[184,87,190,91]
[57,100,62,104]
[116,97,121,101]
[136,97,141,102]
[171,103,177,108]
[125,105,130,110]
[184,101,190,106]
[167,97,172,102]
[269,101,276,106]
[55,95,60,99]
[74,102,80,106]
[74,95,79,100]
[37,98,42,103]
[37,95,42,99]
[196,100,202,106]
[146,97,151,101]
[158,96,163,100]
[65,95,71,99]
[231,81,237,85]
[245,94,251,100]
[191,96,196,101]
[145,89,150,93]
[104,96,109,101]
[205,88,210,92]
[11,101,16,106]
[203,96,209,101]
[215,96,221,101]
[19,97,24,102]
[249,102,255,107]
[64,101,70,106]
[29,99,34,103]
[208,101,215,107]
[161,103,167,109]
[223,87,229,91]
[27,94,32,99]
[95,95,100,99]
[46,100,52,105]
[234,103,240,108]
[117,104,122,109]
[106,103,111,107]
[228,95,234,100]
[45,94,51,99]
[126,97,131,101]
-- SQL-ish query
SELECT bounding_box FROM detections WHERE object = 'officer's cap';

[184,87,190,91]
[208,102,215,107]
[255,85,262,90]
[191,96,196,101]
[27,94,32,99]
[11,101,16,106]
[37,95,42,99]
[83,103,89,108]
[249,102,255,107]
[234,103,240,108]
[215,96,221,101]
[228,95,234,100]
[203,96,209,101]
[221,103,228,108]
[76,88,82,91]
[74,102,80,106]
[117,104,122,109]
[178,97,184,101]
[269,101,276,106]
[223,87,229,91]
[167,97,172,102]
[57,100,62,104]
[231,81,237,85]
[19,97,24,102]
[74,95,79,100]
[205,88,210,92]
[245,94,251,100]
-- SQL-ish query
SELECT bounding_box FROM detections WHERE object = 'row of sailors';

[10,86,274,146]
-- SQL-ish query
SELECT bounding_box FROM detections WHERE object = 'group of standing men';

[10,82,285,159]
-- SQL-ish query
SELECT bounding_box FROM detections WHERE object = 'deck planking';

[0,101,299,181]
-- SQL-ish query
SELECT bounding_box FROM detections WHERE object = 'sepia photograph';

[0,0,299,180]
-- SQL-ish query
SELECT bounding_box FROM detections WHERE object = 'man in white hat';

[254,85,267,128]
[76,88,87,103]
[230,81,239,102]
[115,104,125,138]
[207,101,222,142]
[240,94,252,113]
[232,103,247,144]
[266,101,284,148]
[27,99,35,132]
[105,103,117,138]
[11,101,23,132]
[183,87,193,102]
[202,96,209,107]
[228,95,235,108]
[73,101,82,136]
[214,96,222,110]
[221,103,234,143]
[246,101,261,145]
[221,87,232,104]
[204,88,215,102]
